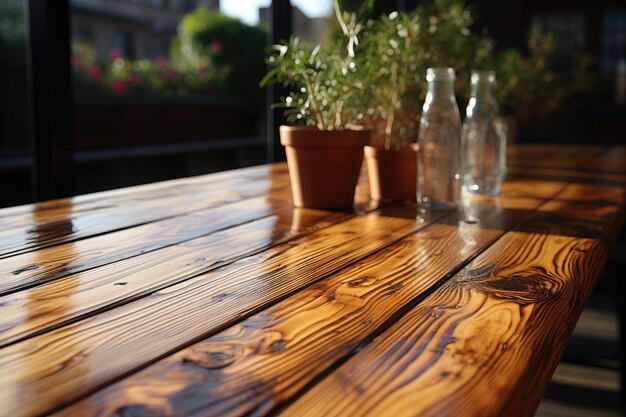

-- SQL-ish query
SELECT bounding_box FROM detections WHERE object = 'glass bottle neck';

[426,79,456,101]
[468,70,497,103]
[470,81,495,99]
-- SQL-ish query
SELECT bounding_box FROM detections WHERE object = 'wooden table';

[0,145,624,417]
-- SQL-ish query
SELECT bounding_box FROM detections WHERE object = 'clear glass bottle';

[417,67,462,210]
[461,70,507,195]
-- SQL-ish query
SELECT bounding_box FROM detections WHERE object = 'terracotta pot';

[364,144,418,202]
[280,125,370,209]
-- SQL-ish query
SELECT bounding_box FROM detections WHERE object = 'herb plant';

[260,4,363,131]
[350,0,493,149]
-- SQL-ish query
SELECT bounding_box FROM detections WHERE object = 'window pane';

[70,0,266,195]
[0,0,30,207]
[530,10,586,68]
[601,9,626,75]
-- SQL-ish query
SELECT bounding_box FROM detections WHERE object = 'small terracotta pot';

[280,125,370,209]
[364,144,419,202]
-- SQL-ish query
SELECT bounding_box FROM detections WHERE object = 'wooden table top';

[0,144,625,417]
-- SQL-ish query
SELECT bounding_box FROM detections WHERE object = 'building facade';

[71,0,220,60]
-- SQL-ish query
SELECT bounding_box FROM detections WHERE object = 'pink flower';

[165,69,179,82]
[156,55,169,69]
[113,80,126,94]
[71,55,82,69]
[209,39,222,54]
[87,64,101,80]
[198,63,208,74]
[108,47,122,60]
[130,73,142,86]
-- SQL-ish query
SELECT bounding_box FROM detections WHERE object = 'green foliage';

[0,0,25,44]
[260,36,362,130]
[495,29,594,124]
[352,0,492,148]
[351,11,423,148]
[413,0,493,95]
[261,0,491,141]
[172,6,267,109]
[261,0,594,143]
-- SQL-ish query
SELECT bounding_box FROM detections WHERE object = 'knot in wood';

[181,344,243,369]
[456,264,560,305]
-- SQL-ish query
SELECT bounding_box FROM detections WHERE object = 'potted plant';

[261,33,370,209]
[352,11,422,202]
[347,0,492,202]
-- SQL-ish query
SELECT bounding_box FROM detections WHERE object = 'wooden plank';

[2,177,552,297]
[1,146,620,417]
[0,175,292,259]
[50,214,505,417]
[48,180,574,417]
[581,146,626,176]
[0,163,286,220]
[498,179,567,200]
[280,218,613,417]
[0,196,294,295]
[0,164,289,234]
[506,145,606,170]
[549,183,626,207]
[506,146,626,186]
[0,208,351,348]
[537,183,625,243]
[0,214,434,417]
[507,166,626,186]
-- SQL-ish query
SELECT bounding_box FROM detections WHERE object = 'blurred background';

[0,0,625,208]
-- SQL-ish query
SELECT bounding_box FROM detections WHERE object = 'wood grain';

[506,145,607,170]
[48,174,575,417]
[0,208,350,347]
[51,215,504,417]
[537,183,625,243]
[498,179,567,200]
[0,196,294,295]
[0,214,432,417]
[507,165,626,186]
[0,145,623,417]
[281,228,611,417]
[550,182,626,206]
[0,173,291,259]
[577,146,626,176]
[507,146,626,188]
[0,163,287,224]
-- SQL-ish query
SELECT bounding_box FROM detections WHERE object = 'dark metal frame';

[25,0,75,201]
[266,0,292,163]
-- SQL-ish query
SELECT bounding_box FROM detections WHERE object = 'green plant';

[261,0,491,140]
[350,0,492,149]
[172,7,267,109]
[260,6,364,131]
[350,11,422,149]
[495,29,594,124]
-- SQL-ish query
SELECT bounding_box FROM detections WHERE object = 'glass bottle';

[461,70,507,195]
[417,67,462,210]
